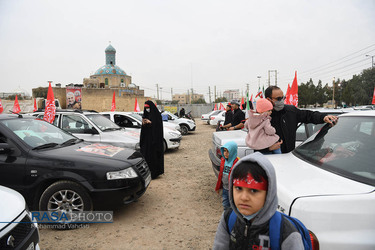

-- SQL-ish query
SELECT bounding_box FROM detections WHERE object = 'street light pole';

[332,77,335,108]
[366,55,374,68]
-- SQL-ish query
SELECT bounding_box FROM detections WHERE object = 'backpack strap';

[269,211,282,250]
[227,210,237,234]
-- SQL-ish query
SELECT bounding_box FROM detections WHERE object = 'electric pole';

[208,86,212,103]
[156,84,159,100]
[214,86,216,102]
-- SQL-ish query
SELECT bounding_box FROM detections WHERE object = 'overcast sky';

[1,0,375,101]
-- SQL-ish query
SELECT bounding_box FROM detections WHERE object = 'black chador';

[140,101,164,179]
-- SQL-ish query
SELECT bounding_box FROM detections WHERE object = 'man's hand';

[323,115,338,126]
[269,140,283,151]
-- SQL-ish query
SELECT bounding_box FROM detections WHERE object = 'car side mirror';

[132,122,139,128]
[0,143,13,154]
[84,127,99,135]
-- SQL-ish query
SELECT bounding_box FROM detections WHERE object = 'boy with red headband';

[213,152,304,249]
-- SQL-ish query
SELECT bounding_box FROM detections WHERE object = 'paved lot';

[39,120,223,249]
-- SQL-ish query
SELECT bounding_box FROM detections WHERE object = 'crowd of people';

[213,85,338,249]
[138,85,339,249]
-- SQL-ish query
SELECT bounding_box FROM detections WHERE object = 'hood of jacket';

[249,111,271,129]
[228,152,278,226]
[220,141,238,167]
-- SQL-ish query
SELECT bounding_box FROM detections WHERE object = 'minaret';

[105,42,116,65]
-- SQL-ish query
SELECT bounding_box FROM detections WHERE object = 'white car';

[162,111,196,135]
[209,110,225,127]
[266,110,375,249]
[101,112,182,152]
[0,185,40,249]
[201,110,222,124]
[33,110,140,150]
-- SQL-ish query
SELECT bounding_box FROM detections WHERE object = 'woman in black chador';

[140,101,164,179]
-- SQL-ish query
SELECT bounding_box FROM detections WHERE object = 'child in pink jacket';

[245,98,281,154]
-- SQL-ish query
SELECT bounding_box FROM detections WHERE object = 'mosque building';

[83,43,138,90]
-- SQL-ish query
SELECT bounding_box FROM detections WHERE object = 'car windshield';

[1,118,76,148]
[86,114,121,131]
[128,113,142,122]
[294,116,375,186]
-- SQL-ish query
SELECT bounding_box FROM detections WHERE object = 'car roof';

[0,114,35,120]
[33,109,99,115]
[339,110,375,117]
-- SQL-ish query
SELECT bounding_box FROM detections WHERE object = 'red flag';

[219,103,225,111]
[13,95,21,113]
[240,97,244,110]
[372,87,375,105]
[33,99,37,112]
[0,98,3,114]
[288,71,298,107]
[134,98,140,112]
[43,82,56,123]
[111,91,116,111]
[285,84,291,105]
[214,103,217,111]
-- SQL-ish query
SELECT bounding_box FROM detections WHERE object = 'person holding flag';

[264,85,338,154]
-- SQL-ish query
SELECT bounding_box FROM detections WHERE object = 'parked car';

[209,108,348,176]
[202,110,222,124]
[100,111,182,152]
[161,111,196,135]
[32,110,140,150]
[0,185,40,249]
[209,110,225,127]
[266,110,375,249]
[0,114,151,214]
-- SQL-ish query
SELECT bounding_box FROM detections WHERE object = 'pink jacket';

[245,111,279,150]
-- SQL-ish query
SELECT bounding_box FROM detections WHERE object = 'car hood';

[34,142,143,170]
[266,153,375,211]
[102,129,140,143]
[0,186,25,224]
[213,130,247,147]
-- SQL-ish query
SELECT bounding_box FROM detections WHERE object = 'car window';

[1,118,75,148]
[114,115,134,127]
[294,116,375,186]
[62,115,90,133]
[86,114,120,131]
[296,124,307,141]
[102,114,110,119]
[36,114,59,127]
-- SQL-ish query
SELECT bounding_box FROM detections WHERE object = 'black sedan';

[0,114,151,214]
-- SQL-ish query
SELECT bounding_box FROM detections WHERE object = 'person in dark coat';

[179,108,185,118]
[265,85,338,153]
[140,101,164,179]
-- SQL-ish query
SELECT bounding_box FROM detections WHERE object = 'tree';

[171,100,179,104]
[155,100,162,105]
[192,98,206,104]
[214,97,227,103]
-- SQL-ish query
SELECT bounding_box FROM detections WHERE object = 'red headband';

[233,173,268,191]
[144,104,150,108]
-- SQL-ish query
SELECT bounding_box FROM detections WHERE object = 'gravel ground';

[39,119,223,249]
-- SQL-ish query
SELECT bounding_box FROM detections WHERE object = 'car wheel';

[39,181,93,224]
[163,140,167,153]
[180,125,189,135]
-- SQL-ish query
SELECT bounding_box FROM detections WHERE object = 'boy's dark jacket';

[213,152,304,250]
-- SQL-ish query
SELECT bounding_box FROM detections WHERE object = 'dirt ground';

[39,119,223,250]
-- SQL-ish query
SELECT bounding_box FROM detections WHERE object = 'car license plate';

[145,174,151,187]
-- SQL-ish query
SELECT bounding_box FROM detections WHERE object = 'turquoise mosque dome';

[94,64,127,75]
[93,43,127,76]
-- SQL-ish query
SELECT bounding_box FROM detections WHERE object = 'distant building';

[173,93,204,104]
[223,89,240,101]
[83,43,143,96]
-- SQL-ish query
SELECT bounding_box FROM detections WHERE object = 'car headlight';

[106,168,138,180]
[187,120,194,124]
[168,132,180,137]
